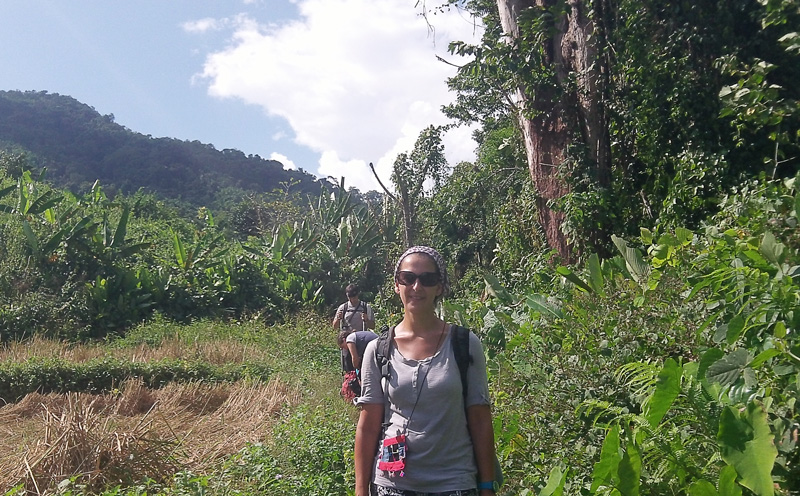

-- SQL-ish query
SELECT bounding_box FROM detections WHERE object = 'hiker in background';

[339,329,379,402]
[340,329,380,374]
[333,283,375,332]
[354,246,498,496]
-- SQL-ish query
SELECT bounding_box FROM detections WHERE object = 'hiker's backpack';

[340,300,367,331]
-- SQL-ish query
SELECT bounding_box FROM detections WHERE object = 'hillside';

[0,90,326,206]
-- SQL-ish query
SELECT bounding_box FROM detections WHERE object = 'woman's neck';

[398,312,442,337]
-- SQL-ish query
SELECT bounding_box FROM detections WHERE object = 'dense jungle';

[1,0,799,495]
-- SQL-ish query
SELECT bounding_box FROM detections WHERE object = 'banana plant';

[310,178,357,229]
[242,219,321,262]
[320,213,382,271]
[0,170,62,218]
[0,171,97,263]
[170,227,229,272]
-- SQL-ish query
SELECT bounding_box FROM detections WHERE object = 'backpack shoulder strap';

[374,326,395,431]
[375,326,394,380]
[451,325,473,403]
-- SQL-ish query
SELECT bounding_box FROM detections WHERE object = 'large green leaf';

[617,437,641,496]
[698,348,725,380]
[611,235,649,283]
[484,273,513,305]
[39,225,70,256]
[591,424,621,492]
[525,294,563,319]
[539,465,567,496]
[688,480,718,496]
[171,229,187,268]
[27,189,61,215]
[0,184,15,199]
[110,204,130,248]
[699,348,725,397]
[718,403,776,496]
[719,465,742,496]
[22,219,39,254]
[556,265,593,293]
[749,349,780,368]
[587,253,606,296]
[759,231,786,267]
[675,226,693,244]
[644,358,681,428]
[707,349,749,388]
[726,315,745,345]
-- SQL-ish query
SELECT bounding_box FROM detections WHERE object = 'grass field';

[0,313,359,495]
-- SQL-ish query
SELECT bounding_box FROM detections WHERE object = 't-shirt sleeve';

[355,338,384,405]
[466,331,491,407]
[346,332,357,344]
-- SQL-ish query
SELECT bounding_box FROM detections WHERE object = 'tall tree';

[442,0,610,261]
[441,0,799,259]
[370,125,448,247]
[494,0,609,261]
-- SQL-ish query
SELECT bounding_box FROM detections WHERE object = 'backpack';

[341,301,367,330]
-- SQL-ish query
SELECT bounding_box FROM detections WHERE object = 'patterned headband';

[394,246,450,300]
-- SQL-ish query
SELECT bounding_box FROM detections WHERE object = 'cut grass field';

[0,313,358,495]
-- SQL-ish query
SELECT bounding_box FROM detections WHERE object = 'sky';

[0,0,482,193]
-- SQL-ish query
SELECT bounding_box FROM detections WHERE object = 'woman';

[355,246,498,496]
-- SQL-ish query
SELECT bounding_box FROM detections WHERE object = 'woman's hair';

[393,246,450,303]
[338,329,353,347]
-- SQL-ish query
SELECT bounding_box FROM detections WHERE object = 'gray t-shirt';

[346,330,379,360]
[338,300,374,331]
[357,326,491,493]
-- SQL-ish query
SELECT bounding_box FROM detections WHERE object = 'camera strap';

[377,322,447,477]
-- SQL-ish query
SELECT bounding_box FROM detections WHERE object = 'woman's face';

[394,253,442,313]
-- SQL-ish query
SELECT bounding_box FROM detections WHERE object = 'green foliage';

[443,0,799,257]
[389,125,450,247]
[0,356,271,402]
[200,404,356,496]
[443,174,799,494]
[425,124,549,294]
[0,155,386,337]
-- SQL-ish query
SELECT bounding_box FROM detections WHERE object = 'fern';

[615,361,660,398]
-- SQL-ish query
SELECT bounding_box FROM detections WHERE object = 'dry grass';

[0,378,301,494]
[0,336,264,366]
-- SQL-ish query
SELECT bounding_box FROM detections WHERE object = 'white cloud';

[182,18,223,33]
[197,0,481,193]
[270,152,297,170]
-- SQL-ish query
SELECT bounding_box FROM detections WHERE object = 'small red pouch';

[378,434,407,476]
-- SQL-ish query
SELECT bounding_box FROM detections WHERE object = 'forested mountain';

[0,90,326,206]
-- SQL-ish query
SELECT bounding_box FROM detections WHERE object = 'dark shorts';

[373,486,478,496]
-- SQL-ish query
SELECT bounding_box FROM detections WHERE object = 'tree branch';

[368,162,399,204]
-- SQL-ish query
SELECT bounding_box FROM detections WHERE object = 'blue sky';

[0,0,481,192]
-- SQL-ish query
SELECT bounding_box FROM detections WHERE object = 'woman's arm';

[355,403,383,496]
[347,341,362,370]
[467,404,496,494]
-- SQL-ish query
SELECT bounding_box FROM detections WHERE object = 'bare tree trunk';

[368,162,416,247]
[496,0,609,261]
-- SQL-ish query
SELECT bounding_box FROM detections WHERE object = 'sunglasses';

[395,271,441,287]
